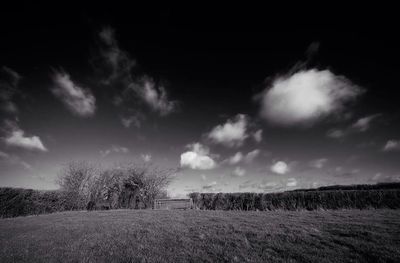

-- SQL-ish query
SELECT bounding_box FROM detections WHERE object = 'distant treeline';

[188,183,400,211]
[1,183,400,218]
[0,188,83,218]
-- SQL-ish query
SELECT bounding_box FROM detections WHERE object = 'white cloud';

[4,128,47,152]
[383,140,400,152]
[228,152,243,164]
[270,161,289,174]
[253,129,263,143]
[180,143,216,170]
[232,167,246,177]
[130,77,177,116]
[260,69,363,126]
[52,71,96,117]
[201,174,207,181]
[244,149,260,163]
[207,114,249,147]
[100,145,129,157]
[309,158,328,169]
[141,154,152,163]
[286,178,297,187]
[351,114,380,132]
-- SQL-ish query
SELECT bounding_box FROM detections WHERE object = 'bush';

[189,183,400,211]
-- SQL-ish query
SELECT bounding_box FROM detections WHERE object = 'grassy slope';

[1,210,400,263]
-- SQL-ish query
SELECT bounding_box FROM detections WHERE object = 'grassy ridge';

[1,209,399,262]
[189,183,400,211]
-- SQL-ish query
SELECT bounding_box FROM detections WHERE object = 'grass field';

[1,210,399,262]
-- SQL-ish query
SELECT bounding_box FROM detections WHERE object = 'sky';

[1,5,400,197]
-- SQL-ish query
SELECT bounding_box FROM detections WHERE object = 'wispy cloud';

[309,158,328,169]
[286,178,297,187]
[180,143,216,170]
[244,149,260,163]
[0,150,33,170]
[382,140,400,152]
[351,114,381,132]
[259,69,363,126]
[227,152,243,164]
[202,181,217,190]
[141,153,152,163]
[100,145,129,157]
[253,129,263,143]
[232,166,246,177]
[326,129,346,139]
[130,77,177,115]
[52,70,96,117]
[0,66,21,114]
[327,113,381,139]
[95,26,177,127]
[207,114,249,147]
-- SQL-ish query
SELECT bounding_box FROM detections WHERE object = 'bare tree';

[57,161,99,209]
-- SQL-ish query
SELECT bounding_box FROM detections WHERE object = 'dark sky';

[1,5,399,196]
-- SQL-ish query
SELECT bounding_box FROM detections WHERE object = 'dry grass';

[1,209,399,262]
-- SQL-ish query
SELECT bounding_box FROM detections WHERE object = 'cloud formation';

[141,153,152,163]
[244,149,260,163]
[4,127,47,152]
[270,161,289,174]
[180,143,216,170]
[228,152,243,164]
[100,145,129,157]
[0,66,21,114]
[253,129,263,143]
[309,158,328,169]
[351,114,381,132]
[286,178,297,187]
[327,113,381,139]
[202,181,217,190]
[95,27,177,126]
[260,69,363,126]
[52,71,96,117]
[232,167,246,177]
[207,114,249,147]
[130,77,177,115]
[383,140,400,152]
[0,150,33,170]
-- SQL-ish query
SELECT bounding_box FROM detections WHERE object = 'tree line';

[189,183,400,211]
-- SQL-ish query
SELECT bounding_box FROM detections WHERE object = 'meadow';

[1,209,399,262]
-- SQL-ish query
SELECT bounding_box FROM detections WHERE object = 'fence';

[153,198,193,210]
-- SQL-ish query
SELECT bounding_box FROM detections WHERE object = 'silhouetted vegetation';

[0,161,174,218]
[1,182,399,218]
[189,183,400,211]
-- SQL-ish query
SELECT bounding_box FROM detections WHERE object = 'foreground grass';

[1,210,399,262]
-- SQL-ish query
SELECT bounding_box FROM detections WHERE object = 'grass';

[1,209,400,262]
